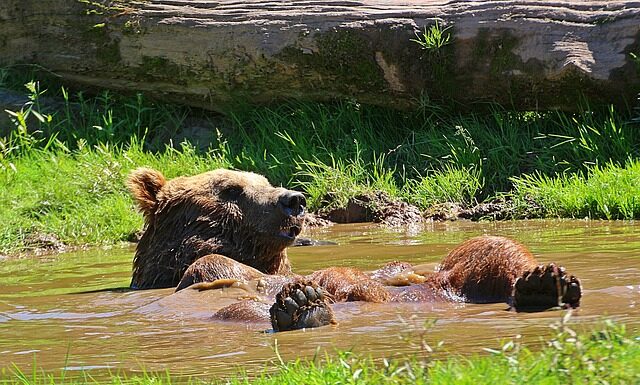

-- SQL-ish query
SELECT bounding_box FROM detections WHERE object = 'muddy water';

[0,220,639,378]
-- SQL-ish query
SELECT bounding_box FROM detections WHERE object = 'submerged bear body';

[176,235,581,331]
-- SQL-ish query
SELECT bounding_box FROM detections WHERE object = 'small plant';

[2,81,55,161]
[411,20,452,51]
[410,20,454,86]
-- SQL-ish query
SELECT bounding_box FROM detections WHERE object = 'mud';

[315,193,536,226]
[22,233,67,255]
[424,199,513,221]
[424,196,545,222]
[320,192,423,226]
[303,213,334,228]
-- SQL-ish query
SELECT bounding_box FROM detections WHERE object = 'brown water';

[1,220,639,378]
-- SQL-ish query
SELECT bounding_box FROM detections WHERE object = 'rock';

[23,232,66,254]
[320,192,423,226]
[424,196,545,221]
[1,0,639,111]
[303,213,334,228]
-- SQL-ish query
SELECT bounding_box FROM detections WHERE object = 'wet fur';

[209,236,545,322]
[436,236,538,302]
[175,254,265,291]
[307,267,391,302]
[301,236,538,304]
[128,168,303,289]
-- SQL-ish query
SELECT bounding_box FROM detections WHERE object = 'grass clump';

[295,149,399,211]
[1,320,639,384]
[403,165,483,209]
[512,159,640,220]
[411,20,452,51]
[0,140,231,254]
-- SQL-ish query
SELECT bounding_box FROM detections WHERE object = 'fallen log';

[1,0,639,111]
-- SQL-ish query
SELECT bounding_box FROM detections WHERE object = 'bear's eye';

[220,186,243,201]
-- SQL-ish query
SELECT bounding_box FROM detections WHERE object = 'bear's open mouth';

[278,225,302,240]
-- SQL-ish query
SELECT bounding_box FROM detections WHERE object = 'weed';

[403,164,483,209]
[511,159,640,219]
[1,82,56,163]
[411,20,452,51]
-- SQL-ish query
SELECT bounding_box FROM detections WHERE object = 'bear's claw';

[269,281,336,332]
[512,263,582,311]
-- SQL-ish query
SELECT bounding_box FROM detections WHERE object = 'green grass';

[0,141,231,254]
[512,159,640,219]
[1,74,640,253]
[1,320,639,384]
[411,20,452,51]
[295,149,400,211]
[402,164,483,209]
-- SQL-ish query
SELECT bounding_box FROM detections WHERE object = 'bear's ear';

[127,168,166,218]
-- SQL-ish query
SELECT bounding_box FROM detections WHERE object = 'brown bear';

[127,168,306,289]
[180,236,581,332]
[127,168,581,332]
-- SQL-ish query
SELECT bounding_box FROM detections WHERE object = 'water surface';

[0,220,638,378]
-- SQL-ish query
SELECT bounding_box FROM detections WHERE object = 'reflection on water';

[0,220,639,378]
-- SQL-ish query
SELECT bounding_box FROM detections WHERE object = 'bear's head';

[127,168,306,289]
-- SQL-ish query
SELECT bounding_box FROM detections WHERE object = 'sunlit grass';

[1,320,638,384]
[1,72,640,253]
[294,149,400,211]
[512,160,640,219]
[402,164,483,209]
[0,140,231,254]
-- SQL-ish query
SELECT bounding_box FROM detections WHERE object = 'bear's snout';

[277,191,306,217]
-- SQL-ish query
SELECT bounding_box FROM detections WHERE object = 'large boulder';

[1,0,639,111]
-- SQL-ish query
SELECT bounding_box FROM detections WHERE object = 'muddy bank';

[1,0,639,111]
[312,193,532,227]
[423,197,541,222]
[317,192,423,226]
[0,196,530,260]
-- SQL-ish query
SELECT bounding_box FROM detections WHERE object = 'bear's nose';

[278,191,306,217]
